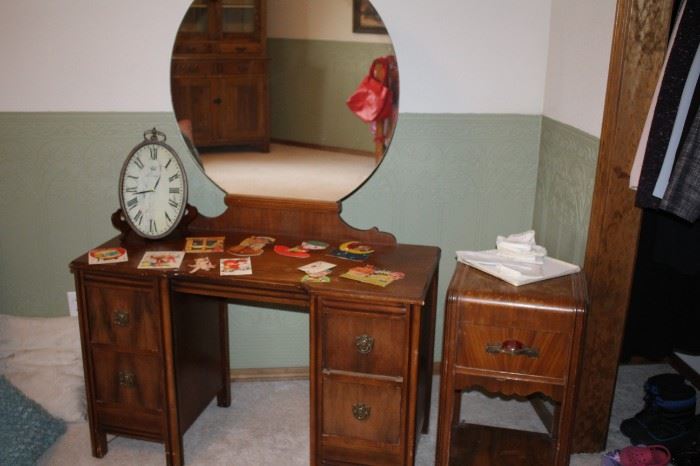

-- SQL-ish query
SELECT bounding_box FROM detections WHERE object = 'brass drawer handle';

[235,46,248,53]
[352,403,371,421]
[486,339,539,358]
[113,310,130,327]
[118,371,136,388]
[355,334,374,354]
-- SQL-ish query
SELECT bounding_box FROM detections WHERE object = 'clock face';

[119,142,187,239]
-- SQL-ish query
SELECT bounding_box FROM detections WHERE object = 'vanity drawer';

[321,303,407,378]
[84,278,161,352]
[91,348,164,412]
[222,59,265,75]
[321,373,402,446]
[456,323,571,380]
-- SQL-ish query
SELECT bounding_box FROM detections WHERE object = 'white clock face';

[120,143,187,239]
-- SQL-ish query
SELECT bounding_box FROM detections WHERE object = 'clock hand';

[153,175,161,191]
[133,189,154,194]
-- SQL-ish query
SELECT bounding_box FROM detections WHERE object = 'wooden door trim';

[572,0,674,451]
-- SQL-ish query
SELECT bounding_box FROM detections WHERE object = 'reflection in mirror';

[171,0,398,201]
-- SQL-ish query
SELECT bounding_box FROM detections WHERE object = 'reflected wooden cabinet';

[172,0,269,151]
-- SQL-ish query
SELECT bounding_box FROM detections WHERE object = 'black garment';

[661,104,700,221]
[622,210,700,361]
[636,1,700,209]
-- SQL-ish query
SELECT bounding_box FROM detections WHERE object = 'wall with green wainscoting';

[268,38,394,152]
[0,111,596,368]
[532,117,599,266]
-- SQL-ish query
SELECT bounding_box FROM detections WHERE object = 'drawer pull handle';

[486,339,539,358]
[352,403,371,421]
[113,310,130,327]
[118,371,136,388]
[235,46,247,53]
[354,334,374,354]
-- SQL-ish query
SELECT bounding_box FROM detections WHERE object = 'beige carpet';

[199,144,377,201]
[38,364,685,465]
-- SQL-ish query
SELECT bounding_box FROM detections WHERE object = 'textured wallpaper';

[0,112,598,369]
[532,116,599,265]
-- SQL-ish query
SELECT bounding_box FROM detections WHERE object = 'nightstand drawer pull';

[354,334,374,354]
[486,339,539,358]
[118,371,136,388]
[352,403,371,421]
[113,310,130,327]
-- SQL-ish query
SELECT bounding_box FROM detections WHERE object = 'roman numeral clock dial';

[118,128,188,239]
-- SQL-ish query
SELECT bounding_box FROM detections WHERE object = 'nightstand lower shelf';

[449,423,553,466]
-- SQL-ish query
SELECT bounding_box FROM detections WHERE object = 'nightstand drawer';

[91,349,163,412]
[321,303,407,378]
[84,279,160,352]
[456,324,570,379]
[321,373,402,445]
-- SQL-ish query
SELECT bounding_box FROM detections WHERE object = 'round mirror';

[171,0,398,201]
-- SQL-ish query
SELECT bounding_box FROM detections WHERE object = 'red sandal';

[618,445,671,466]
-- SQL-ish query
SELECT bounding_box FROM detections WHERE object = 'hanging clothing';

[635,1,700,209]
[660,105,700,221]
[622,210,700,361]
[630,0,687,190]
[652,44,700,198]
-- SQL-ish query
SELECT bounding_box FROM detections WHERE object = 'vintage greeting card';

[89,247,128,265]
[185,237,225,253]
[220,257,253,276]
[340,264,405,288]
[137,251,185,269]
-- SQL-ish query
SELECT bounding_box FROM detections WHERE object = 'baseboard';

[230,367,309,382]
[230,362,442,382]
[270,138,374,157]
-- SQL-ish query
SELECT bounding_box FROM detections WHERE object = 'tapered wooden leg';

[165,435,184,466]
[421,270,439,434]
[91,428,108,458]
[436,389,457,466]
[217,301,231,407]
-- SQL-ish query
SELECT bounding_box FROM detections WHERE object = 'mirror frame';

[170,0,399,204]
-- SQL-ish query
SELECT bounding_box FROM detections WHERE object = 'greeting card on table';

[228,236,275,256]
[220,257,253,276]
[89,247,128,265]
[185,237,225,253]
[137,251,185,269]
[340,264,405,288]
[298,261,336,275]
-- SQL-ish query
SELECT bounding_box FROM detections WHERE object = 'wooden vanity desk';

[70,196,440,466]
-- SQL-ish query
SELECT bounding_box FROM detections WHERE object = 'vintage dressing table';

[70,2,436,464]
[70,196,440,465]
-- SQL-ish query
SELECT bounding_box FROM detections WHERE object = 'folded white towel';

[456,250,544,276]
[495,230,547,263]
[456,231,579,286]
[497,246,547,264]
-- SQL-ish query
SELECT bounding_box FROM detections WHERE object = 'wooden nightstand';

[436,263,587,466]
